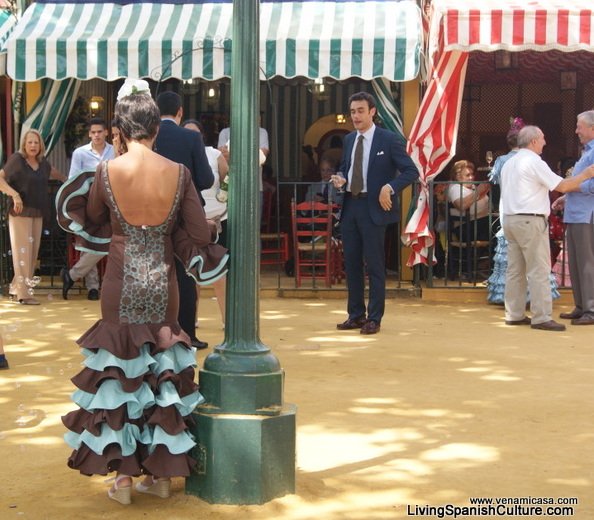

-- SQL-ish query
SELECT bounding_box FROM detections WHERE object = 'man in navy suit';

[331,92,419,335]
[155,91,214,349]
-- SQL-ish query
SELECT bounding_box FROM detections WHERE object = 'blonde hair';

[19,129,46,160]
[450,160,475,181]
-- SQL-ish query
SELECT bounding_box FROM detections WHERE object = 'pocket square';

[376,151,384,155]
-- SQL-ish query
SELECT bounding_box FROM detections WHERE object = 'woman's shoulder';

[3,152,26,177]
[5,151,25,167]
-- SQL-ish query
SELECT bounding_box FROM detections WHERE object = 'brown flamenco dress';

[57,163,228,477]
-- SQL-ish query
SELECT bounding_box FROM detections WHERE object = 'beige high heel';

[107,474,132,505]
[135,476,171,498]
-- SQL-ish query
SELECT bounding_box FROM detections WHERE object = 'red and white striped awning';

[429,0,594,58]
[404,0,594,266]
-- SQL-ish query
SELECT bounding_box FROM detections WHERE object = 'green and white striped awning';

[0,9,17,74]
[1,1,421,82]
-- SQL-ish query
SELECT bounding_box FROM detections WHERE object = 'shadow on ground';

[0,294,592,519]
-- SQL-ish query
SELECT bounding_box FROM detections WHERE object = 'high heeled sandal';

[135,476,171,498]
[18,298,40,305]
[107,475,132,505]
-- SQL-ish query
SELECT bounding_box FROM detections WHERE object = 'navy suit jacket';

[340,126,419,226]
[155,119,214,204]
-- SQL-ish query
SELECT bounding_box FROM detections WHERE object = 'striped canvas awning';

[1,0,422,82]
[403,0,594,266]
[430,0,594,57]
[0,9,17,74]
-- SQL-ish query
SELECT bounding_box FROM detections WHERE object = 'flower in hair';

[509,116,525,132]
[117,79,151,101]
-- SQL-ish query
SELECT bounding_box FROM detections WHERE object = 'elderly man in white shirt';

[500,125,594,331]
[62,118,114,300]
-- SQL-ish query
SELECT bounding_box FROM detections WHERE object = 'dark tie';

[351,135,364,196]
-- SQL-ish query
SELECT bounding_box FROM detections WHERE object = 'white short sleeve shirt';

[501,148,562,217]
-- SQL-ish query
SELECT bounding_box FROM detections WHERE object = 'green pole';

[186,0,296,504]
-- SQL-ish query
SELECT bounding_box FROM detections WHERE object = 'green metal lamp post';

[185,0,296,505]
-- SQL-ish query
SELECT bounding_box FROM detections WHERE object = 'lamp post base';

[186,404,297,504]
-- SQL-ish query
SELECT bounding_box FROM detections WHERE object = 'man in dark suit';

[155,91,214,349]
[331,92,419,335]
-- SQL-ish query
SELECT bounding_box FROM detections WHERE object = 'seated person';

[447,160,491,241]
[301,158,343,240]
[304,158,343,206]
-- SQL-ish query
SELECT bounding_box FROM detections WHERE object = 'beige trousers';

[8,215,42,301]
[503,214,552,325]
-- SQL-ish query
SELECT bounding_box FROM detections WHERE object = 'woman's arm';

[450,183,489,212]
[0,169,23,214]
[217,154,229,182]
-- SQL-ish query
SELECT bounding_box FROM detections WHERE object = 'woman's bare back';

[106,148,181,227]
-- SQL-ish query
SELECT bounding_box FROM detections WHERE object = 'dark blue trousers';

[340,196,386,323]
[175,256,197,341]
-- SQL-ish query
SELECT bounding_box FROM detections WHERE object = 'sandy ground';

[0,293,593,519]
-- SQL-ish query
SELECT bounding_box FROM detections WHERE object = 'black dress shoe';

[61,268,74,300]
[192,338,208,350]
[505,317,531,325]
[571,313,594,326]
[360,320,380,335]
[560,309,583,320]
[0,358,9,370]
[531,320,566,331]
[337,316,367,330]
[87,289,100,301]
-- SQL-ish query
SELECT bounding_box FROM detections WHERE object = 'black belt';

[346,192,367,199]
[515,213,545,217]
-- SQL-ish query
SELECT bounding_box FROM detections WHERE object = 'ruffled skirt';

[62,320,203,477]
[487,231,560,304]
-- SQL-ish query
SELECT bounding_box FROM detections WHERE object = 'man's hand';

[330,174,346,189]
[552,195,565,211]
[379,185,393,211]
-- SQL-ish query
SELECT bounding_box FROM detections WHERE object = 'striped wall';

[183,78,395,180]
[48,76,400,181]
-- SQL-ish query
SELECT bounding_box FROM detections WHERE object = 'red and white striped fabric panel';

[403,50,469,266]
[433,1,594,52]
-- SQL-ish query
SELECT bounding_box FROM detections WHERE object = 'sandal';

[135,476,171,498]
[107,474,132,505]
[18,298,40,306]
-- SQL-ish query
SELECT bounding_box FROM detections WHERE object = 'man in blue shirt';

[61,118,114,300]
[555,110,594,325]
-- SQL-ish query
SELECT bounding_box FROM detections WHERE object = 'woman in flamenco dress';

[57,79,228,505]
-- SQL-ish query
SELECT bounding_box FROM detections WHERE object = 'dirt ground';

[1,292,593,519]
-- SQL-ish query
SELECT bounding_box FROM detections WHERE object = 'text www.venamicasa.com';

[469,496,578,506]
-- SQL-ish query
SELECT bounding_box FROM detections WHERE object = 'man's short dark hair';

[348,91,376,110]
[88,117,107,130]
[156,91,182,117]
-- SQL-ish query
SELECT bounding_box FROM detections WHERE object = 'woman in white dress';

[182,120,229,327]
